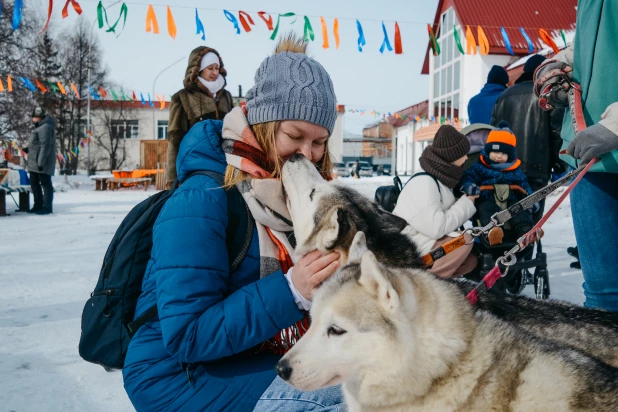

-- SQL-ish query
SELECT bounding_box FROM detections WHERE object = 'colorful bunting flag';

[379,22,392,54]
[61,0,82,18]
[0,78,4,92]
[99,86,107,98]
[500,27,514,55]
[303,16,314,42]
[35,79,48,93]
[195,9,206,40]
[478,26,490,55]
[539,28,560,54]
[333,18,340,49]
[70,83,80,98]
[270,12,296,40]
[167,6,177,39]
[97,1,128,36]
[356,20,366,52]
[12,0,23,30]
[224,10,240,34]
[145,4,159,34]
[238,11,255,32]
[453,27,464,54]
[394,22,402,54]
[519,27,534,54]
[560,29,567,48]
[428,24,440,55]
[148,93,153,107]
[57,81,66,95]
[465,26,476,55]
[140,92,146,105]
[40,0,54,34]
[258,11,274,30]
[320,17,329,49]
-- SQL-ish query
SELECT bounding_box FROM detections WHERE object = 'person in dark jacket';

[461,122,538,239]
[166,46,234,185]
[491,54,566,221]
[123,34,345,411]
[26,107,56,215]
[467,65,509,124]
[354,159,361,178]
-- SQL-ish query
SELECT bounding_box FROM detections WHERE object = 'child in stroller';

[460,122,548,298]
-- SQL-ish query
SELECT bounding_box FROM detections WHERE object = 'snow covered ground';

[0,175,583,411]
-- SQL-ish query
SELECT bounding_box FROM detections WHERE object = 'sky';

[29,0,439,133]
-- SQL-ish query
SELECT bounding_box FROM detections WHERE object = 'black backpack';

[374,173,440,212]
[78,171,254,371]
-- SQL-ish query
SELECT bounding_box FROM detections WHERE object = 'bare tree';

[91,99,137,170]
[56,17,108,174]
[0,2,41,144]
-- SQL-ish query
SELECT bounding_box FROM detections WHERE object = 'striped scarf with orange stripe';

[222,107,309,354]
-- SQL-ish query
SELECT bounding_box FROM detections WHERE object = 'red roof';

[421,0,577,74]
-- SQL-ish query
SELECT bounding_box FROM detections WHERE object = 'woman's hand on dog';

[292,250,340,300]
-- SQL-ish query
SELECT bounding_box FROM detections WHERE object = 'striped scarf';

[222,106,309,354]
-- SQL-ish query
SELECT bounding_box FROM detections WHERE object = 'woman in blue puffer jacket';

[123,35,346,411]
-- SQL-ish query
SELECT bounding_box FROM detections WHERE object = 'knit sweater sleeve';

[512,168,533,194]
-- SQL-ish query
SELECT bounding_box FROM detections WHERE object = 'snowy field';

[0,175,583,411]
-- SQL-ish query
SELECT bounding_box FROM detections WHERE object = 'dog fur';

[278,233,618,411]
[281,154,618,370]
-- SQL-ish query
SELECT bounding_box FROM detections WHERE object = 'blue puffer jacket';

[122,120,303,412]
[467,83,507,124]
[461,159,533,203]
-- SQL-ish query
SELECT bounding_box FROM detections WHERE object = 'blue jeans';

[252,377,347,411]
[570,172,618,311]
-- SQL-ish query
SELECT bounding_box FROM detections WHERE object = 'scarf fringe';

[258,316,311,355]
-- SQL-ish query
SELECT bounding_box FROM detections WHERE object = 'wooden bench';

[0,185,31,216]
[90,176,112,191]
[107,177,151,191]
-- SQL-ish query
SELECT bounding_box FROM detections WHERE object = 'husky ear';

[358,251,400,313]
[348,231,368,263]
[319,208,350,251]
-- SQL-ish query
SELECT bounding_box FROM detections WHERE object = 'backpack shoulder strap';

[126,171,254,337]
[403,172,441,194]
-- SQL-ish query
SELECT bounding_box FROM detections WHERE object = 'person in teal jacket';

[534,0,618,311]
[122,34,346,411]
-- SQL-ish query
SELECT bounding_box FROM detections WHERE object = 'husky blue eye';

[327,325,346,337]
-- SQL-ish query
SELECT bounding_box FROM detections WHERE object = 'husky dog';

[277,233,618,412]
[281,154,422,269]
[281,154,618,368]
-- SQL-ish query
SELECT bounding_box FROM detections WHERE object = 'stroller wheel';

[534,269,550,299]
[504,269,526,295]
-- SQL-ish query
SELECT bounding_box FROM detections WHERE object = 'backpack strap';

[403,172,441,195]
[126,170,254,338]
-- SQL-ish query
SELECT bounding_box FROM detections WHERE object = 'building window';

[430,6,462,120]
[111,120,139,139]
[157,120,169,140]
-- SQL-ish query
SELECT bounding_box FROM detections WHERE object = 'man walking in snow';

[26,107,57,215]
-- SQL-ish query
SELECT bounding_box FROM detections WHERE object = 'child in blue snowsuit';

[461,121,538,238]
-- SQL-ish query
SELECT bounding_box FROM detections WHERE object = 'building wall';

[394,120,432,176]
[329,112,344,163]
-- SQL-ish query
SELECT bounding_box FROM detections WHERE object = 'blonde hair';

[225,33,333,186]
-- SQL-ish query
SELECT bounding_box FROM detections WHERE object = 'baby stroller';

[459,123,549,299]
[465,184,549,299]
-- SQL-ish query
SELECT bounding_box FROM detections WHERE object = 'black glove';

[38,166,43,172]
[567,123,618,164]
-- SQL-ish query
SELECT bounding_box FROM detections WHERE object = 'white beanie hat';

[200,52,220,72]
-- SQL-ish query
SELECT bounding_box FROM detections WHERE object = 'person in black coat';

[26,107,57,215]
[491,55,566,221]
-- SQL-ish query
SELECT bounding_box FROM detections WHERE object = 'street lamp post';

[151,57,185,139]
[86,1,121,175]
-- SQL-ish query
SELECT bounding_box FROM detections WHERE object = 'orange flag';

[167,6,177,39]
[57,82,67,95]
[0,78,4,92]
[238,11,255,32]
[146,4,160,34]
[477,26,490,55]
[333,18,340,49]
[539,28,560,54]
[35,79,48,93]
[7,76,13,91]
[70,83,80,99]
[394,22,403,54]
[320,17,329,49]
[465,26,476,55]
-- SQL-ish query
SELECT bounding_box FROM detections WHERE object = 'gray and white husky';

[281,154,618,369]
[277,232,618,411]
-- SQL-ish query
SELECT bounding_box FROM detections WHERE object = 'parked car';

[332,162,348,177]
[346,161,373,177]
